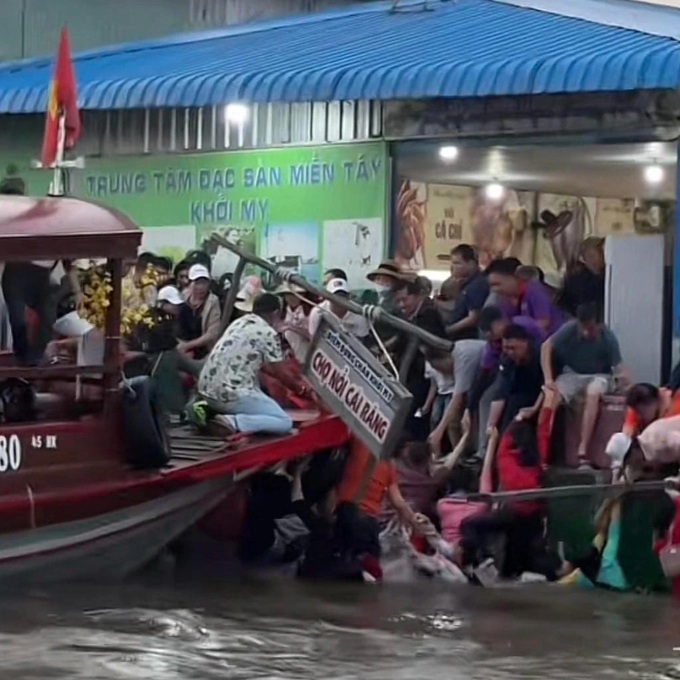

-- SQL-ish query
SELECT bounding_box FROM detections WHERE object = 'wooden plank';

[0,364,107,379]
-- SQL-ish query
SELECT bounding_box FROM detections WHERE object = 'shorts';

[555,371,614,403]
[431,392,452,431]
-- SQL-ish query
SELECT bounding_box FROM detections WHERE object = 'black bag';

[0,378,36,423]
[120,375,170,469]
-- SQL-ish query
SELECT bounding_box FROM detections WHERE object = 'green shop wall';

[33,142,388,288]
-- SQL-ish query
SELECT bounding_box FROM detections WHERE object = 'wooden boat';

[0,194,350,584]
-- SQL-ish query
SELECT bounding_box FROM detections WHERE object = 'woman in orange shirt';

[622,383,680,438]
[335,436,421,577]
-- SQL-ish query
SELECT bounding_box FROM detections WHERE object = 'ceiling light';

[438,145,459,161]
[643,164,664,185]
[225,103,249,124]
[485,182,505,201]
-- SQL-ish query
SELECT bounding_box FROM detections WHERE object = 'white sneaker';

[519,571,547,584]
[474,558,499,587]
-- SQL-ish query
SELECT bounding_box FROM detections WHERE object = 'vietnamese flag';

[40,27,81,167]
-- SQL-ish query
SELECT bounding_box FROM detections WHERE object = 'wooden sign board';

[304,315,413,460]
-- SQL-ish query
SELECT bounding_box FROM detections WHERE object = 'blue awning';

[1,0,680,113]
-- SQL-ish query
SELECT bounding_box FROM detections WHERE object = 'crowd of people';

[6,211,680,588]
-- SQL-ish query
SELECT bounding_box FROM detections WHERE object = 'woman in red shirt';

[459,407,559,579]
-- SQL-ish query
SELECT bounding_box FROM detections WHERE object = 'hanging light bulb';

[644,164,664,185]
[225,103,249,125]
[485,182,505,201]
[438,145,459,161]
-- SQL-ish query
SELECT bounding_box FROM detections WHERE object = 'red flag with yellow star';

[40,27,81,167]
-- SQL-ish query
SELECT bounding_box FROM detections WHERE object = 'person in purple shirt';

[477,305,546,371]
[485,258,564,335]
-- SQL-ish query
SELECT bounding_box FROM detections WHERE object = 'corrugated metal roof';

[1,0,680,112]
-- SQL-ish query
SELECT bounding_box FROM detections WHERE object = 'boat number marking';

[30,435,57,450]
[0,435,21,472]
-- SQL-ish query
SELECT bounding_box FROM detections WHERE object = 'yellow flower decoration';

[81,265,159,339]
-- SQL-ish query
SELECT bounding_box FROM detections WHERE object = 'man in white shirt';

[308,278,370,340]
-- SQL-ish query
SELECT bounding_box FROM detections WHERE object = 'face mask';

[374,284,390,297]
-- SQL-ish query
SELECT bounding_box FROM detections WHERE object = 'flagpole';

[47,110,66,197]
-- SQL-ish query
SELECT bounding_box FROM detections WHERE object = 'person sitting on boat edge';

[189,293,310,436]
[540,302,629,469]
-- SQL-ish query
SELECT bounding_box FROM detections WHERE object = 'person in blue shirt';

[445,244,489,341]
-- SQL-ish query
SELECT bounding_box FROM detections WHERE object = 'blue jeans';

[207,392,293,435]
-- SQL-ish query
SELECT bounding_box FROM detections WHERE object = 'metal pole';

[103,258,122,415]
[47,112,66,197]
[398,336,420,383]
[220,256,246,334]
[210,234,452,352]
[463,479,676,503]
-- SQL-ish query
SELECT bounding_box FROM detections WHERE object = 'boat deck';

[161,411,349,483]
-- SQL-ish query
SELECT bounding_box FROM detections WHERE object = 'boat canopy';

[1,0,680,111]
[0,195,141,261]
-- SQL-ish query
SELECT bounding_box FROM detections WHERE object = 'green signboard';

[55,142,387,287]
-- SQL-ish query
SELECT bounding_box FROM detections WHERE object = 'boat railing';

[462,479,676,503]
[210,234,452,381]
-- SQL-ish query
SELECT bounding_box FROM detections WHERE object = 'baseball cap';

[188,264,210,281]
[326,278,350,295]
[157,285,184,306]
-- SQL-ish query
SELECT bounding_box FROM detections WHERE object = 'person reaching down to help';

[190,293,311,436]
[486,257,564,335]
[622,382,680,438]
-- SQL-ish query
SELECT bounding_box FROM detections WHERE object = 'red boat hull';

[0,412,349,582]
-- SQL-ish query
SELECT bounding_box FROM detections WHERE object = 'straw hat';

[273,282,305,295]
[235,298,255,313]
[366,260,410,282]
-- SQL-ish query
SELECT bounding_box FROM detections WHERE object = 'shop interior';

[393,140,677,279]
[392,139,679,383]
